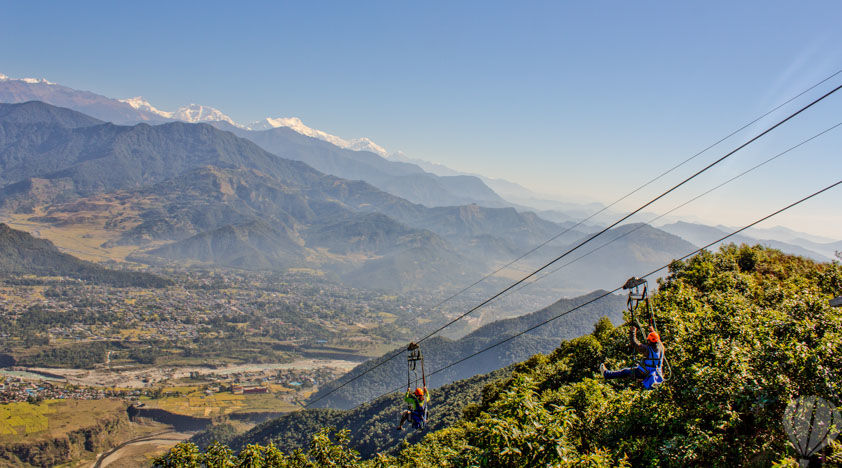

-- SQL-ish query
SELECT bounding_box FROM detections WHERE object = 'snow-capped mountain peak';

[246,117,389,156]
[2,71,387,154]
[250,116,311,132]
[172,103,242,128]
[0,72,55,85]
[118,98,244,128]
[347,137,388,156]
[121,96,172,118]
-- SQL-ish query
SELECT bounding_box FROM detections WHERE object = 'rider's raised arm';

[629,325,647,354]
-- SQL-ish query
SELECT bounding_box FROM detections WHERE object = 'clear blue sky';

[2,1,841,238]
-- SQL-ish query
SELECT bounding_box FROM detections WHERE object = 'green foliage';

[310,292,625,408]
[166,246,842,466]
[17,341,110,368]
[154,428,358,468]
[199,368,512,458]
[395,245,842,466]
[154,441,201,467]
[309,428,361,467]
[190,423,241,451]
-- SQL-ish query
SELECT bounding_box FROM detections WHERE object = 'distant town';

[1,364,343,405]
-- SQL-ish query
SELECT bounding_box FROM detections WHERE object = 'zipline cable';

[407,68,842,319]
[406,68,842,332]
[363,178,842,405]
[503,122,842,298]
[412,82,842,346]
[304,77,842,409]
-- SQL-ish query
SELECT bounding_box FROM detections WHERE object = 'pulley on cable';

[397,342,430,431]
[623,276,656,333]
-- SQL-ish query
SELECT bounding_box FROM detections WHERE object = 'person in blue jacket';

[599,324,664,389]
[396,386,429,430]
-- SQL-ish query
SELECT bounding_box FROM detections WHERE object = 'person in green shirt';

[396,386,429,430]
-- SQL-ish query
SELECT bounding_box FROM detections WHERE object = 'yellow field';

[0,399,126,442]
[377,311,397,323]
[118,327,152,339]
[0,198,177,263]
[0,401,54,436]
[145,390,299,418]
[1,212,131,262]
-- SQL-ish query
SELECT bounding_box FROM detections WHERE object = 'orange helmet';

[647,331,660,343]
[414,387,424,397]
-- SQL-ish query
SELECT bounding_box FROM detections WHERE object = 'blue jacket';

[631,328,664,390]
[636,343,664,389]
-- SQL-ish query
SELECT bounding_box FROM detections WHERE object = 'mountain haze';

[659,221,832,262]
[0,101,783,296]
[213,123,511,209]
[0,102,557,291]
[0,76,513,210]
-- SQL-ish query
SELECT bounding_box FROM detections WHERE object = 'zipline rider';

[397,386,429,431]
[600,323,665,389]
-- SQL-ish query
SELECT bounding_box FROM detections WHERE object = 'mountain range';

[659,221,836,262]
[0,72,837,296]
[0,73,631,219]
[0,101,494,291]
[0,73,513,210]
[1,98,833,299]
[2,72,837,255]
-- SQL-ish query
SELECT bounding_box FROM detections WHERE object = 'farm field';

[141,387,304,418]
[0,399,126,442]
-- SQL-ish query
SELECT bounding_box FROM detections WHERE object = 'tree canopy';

[155,245,842,466]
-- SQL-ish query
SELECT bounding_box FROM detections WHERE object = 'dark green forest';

[155,245,842,466]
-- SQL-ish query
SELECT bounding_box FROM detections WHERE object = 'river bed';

[16,358,360,388]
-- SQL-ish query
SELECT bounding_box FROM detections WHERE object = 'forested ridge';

[309,291,625,409]
[190,368,513,458]
[0,223,171,287]
[156,244,842,466]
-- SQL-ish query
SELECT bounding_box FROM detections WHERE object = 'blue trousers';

[604,367,645,380]
[410,409,426,428]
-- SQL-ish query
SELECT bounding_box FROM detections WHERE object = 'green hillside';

[155,245,842,466]
[190,367,513,458]
[308,291,626,409]
[0,223,171,287]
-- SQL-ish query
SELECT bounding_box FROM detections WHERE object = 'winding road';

[93,431,191,468]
